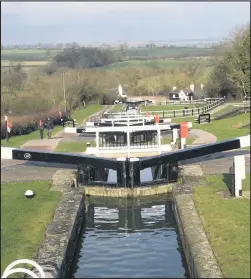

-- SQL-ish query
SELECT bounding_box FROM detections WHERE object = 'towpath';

[1,105,114,183]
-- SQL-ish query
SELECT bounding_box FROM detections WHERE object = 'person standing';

[38,119,45,140]
[45,117,54,139]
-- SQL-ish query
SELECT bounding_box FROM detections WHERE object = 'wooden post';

[117,157,127,187]
[129,158,140,188]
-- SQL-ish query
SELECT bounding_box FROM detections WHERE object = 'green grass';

[193,174,250,278]
[1,181,61,276]
[192,113,250,141]
[55,140,95,153]
[1,105,104,148]
[142,104,202,112]
[71,104,103,124]
[110,104,124,112]
[212,105,237,119]
[161,135,195,145]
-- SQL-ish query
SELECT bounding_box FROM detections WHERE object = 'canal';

[71,195,189,278]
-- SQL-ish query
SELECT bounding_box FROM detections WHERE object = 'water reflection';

[71,195,188,278]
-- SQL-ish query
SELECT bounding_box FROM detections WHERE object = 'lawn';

[1,104,103,148]
[1,181,61,276]
[193,174,250,278]
[141,104,202,112]
[71,104,103,124]
[161,135,195,145]
[110,104,124,112]
[192,112,250,141]
[55,140,95,153]
[212,104,236,119]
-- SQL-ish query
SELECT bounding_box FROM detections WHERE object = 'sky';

[1,1,250,45]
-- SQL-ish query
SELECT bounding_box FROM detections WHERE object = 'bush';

[1,109,66,139]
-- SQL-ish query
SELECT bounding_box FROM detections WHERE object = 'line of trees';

[206,23,250,100]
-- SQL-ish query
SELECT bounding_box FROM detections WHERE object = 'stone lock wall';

[173,164,223,278]
[27,170,85,278]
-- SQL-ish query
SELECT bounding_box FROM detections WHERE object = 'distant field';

[101,58,216,71]
[1,60,48,67]
[1,47,216,72]
[124,46,216,58]
[1,48,59,61]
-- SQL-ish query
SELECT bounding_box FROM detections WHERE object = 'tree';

[207,23,250,100]
[143,76,162,96]
[184,60,199,80]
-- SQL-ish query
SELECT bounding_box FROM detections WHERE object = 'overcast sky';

[1,1,250,44]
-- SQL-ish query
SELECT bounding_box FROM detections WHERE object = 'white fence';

[142,98,226,118]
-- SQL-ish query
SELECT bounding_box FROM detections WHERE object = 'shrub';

[1,109,66,139]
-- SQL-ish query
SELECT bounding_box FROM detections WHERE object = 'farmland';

[1,46,216,72]
[101,58,215,71]
[1,48,59,70]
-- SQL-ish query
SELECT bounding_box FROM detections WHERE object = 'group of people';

[37,117,54,139]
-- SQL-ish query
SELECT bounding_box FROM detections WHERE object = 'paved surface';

[181,150,250,175]
[21,138,63,151]
[190,129,217,145]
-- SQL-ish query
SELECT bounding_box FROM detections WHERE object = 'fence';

[142,97,226,118]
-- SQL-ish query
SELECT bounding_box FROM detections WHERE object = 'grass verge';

[141,104,202,112]
[55,140,96,153]
[161,135,195,145]
[110,104,124,112]
[1,181,61,276]
[192,113,250,140]
[193,174,250,278]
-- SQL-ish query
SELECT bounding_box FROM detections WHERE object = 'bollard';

[180,122,188,149]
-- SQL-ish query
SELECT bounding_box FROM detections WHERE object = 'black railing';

[142,97,226,119]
